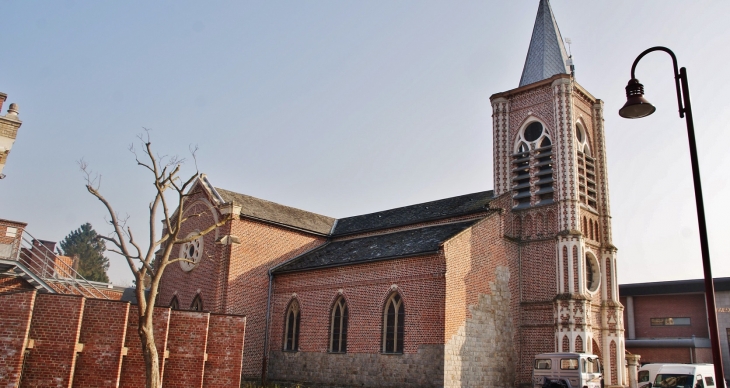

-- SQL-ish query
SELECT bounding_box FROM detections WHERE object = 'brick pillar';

[625,354,641,388]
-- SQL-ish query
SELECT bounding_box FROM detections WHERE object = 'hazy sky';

[1,1,729,287]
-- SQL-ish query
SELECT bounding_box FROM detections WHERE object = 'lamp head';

[619,78,656,119]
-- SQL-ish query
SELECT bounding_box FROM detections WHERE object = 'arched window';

[585,253,601,293]
[169,296,179,310]
[190,294,203,311]
[284,299,300,351]
[588,220,596,240]
[329,296,348,353]
[382,293,404,354]
[511,120,554,208]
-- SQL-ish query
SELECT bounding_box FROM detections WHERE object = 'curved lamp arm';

[630,46,684,118]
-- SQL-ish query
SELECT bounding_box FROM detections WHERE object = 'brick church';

[158,1,627,386]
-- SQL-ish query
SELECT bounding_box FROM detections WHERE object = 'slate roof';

[332,191,494,237]
[619,277,730,297]
[215,188,336,235]
[274,220,480,273]
[518,0,571,87]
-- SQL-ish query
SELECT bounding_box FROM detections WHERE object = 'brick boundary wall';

[0,291,246,387]
[203,313,247,388]
[0,290,36,387]
[21,293,85,388]
[73,298,130,388]
[119,306,171,388]
[163,310,210,388]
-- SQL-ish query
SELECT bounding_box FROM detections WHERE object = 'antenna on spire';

[564,37,575,78]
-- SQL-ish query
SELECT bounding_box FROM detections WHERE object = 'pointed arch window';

[190,294,203,311]
[329,296,348,353]
[169,296,179,310]
[512,121,554,209]
[382,293,404,354]
[284,300,300,352]
[576,122,597,209]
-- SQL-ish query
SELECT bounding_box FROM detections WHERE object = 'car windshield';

[654,374,695,388]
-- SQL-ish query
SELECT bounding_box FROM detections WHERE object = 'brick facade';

[0,291,246,387]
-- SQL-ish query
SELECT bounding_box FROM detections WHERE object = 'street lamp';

[619,46,725,386]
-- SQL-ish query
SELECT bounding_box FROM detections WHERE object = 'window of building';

[284,300,300,351]
[511,121,554,209]
[650,317,691,326]
[575,122,597,209]
[329,296,348,353]
[5,227,17,237]
[382,293,404,354]
[190,294,203,311]
[169,296,179,310]
[585,253,600,293]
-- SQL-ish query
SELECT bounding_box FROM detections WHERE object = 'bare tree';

[80,131,230,388]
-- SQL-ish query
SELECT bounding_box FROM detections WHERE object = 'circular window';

[585,253,601,293]
[524,122,543,142]
[179,232,204,272]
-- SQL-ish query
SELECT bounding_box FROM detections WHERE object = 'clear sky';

[1,1,729,287]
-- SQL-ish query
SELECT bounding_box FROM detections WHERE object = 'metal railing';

[8,229,109,299]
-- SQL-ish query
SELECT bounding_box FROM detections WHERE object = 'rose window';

[179,232,204,272]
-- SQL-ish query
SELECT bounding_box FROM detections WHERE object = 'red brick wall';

[632,294,708,338]
[203,313,246,388]
[0,276,34,293]
[271,254,446,355]
[73,299,130,388]
[626,346,692,364]
[21,293,85,387]
[225,218,324,378]
[157,193,227,313]
[0,290,35,387]
[119,307,171,388]
[0,290,247,387]
[163,310,209,388]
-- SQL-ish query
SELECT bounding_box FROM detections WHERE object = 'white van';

[533,352,602,388]
[638,364,683,388]
[645,364,716,388]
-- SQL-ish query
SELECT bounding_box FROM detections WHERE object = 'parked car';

[533,352,602,388]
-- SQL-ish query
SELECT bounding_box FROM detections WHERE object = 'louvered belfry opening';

[576,123,597,209]
[512,143,531,208]
[535,137,554,202]
[511,121,554,209]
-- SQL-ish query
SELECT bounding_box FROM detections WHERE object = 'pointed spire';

[518,0,571,87]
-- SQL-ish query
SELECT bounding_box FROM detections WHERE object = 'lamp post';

[619,46,725,386]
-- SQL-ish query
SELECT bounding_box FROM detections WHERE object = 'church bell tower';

[490,1,626,386]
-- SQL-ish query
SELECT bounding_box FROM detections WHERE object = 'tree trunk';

[139,313,161,388]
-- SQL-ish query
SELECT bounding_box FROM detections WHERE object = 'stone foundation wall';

[443,266,514,387]
[268,344,444,387]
